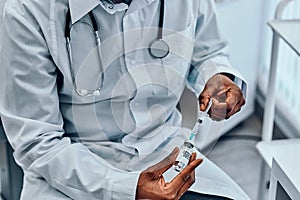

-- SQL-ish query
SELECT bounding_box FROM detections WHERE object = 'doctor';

[0,0,248,199]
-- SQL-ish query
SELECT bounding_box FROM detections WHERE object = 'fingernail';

[197,159,204,164]
[200,103,205,111]
[172,147,179,154]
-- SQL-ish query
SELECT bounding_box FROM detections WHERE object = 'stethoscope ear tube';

[158,0,165,40]
[65,9,71,39]
[65,9,103,97]
[149,0,169,59]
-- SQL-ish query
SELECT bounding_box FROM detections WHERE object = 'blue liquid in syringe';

[174,100,211,172]
[173,119,202,172]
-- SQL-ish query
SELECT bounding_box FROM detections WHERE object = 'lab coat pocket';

[162,25,195,96]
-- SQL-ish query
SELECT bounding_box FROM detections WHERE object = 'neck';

[112,0,132,4]
[113,0,125,3]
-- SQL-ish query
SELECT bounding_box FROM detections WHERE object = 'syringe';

[189,100,212,141]
[173,99,212,172]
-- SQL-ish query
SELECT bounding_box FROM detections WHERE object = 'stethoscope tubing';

[65,11,104,97]
[65,0,168,96]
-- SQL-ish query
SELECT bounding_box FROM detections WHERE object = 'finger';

[209,98,227,121]
[168,158,203,190]
[188,152,196,164]
[225,88,244,118]
[148,148,179,176]
[224,92,239,118]
[176,167,196,199]
[174,153,198,198]
[215,87,230,102]
[216,87,230,97]
[199,89,211,112]
[226,104,239,119]
[226,96,245,118]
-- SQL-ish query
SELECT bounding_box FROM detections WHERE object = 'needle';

[189,99,212,141]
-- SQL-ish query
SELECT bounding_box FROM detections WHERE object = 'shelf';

[272,157,300,199]
[256,139,300,167]
[257,139,300,199]
[268,19,300,56]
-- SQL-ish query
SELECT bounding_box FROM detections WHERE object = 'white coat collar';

[68,0,157,24]
[68,0,100,24]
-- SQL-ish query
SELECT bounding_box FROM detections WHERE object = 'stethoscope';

[65,0,168,97]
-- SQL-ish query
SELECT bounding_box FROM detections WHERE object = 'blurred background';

[1,0,300,199]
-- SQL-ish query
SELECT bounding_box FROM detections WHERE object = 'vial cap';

[184,141,194,148]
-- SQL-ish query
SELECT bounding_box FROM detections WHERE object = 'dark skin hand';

[199,73,245,121]
[136,148,203,200]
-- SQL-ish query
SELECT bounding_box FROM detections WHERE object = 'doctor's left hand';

[199,73,245,121]
[136,148,203,200]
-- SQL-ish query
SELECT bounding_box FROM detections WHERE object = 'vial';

[173,99,211,172]
[173,140,194,172]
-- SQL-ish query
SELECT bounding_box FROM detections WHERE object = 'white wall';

[217,0,263,124]
[217,0,264,120]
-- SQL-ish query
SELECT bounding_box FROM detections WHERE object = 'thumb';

[147,148,179,176]
[199,87,211,111]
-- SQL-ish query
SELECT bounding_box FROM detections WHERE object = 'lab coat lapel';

[125,0,157,16]
[68,0,100,24]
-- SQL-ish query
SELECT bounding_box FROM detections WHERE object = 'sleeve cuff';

[189,56,247,98]
[221,72,247,98]
[110,171,141,200]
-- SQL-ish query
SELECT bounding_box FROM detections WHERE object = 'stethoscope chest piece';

[149,39,169,59]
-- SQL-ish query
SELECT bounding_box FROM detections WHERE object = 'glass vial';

[173,140,194,172]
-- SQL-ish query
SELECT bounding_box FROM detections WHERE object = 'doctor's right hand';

[136,148,203,200]
[199,73,245,121]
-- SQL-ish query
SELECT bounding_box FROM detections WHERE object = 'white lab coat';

[0,0,249,199]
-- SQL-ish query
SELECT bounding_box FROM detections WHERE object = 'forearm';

[26,140,140,200]
[1,114,140,200]
[0,5,140,199]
